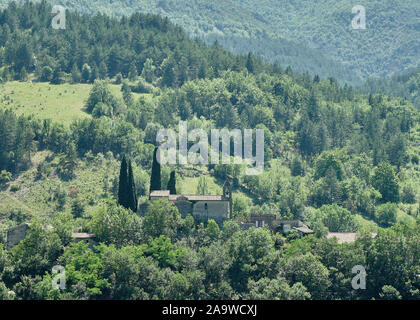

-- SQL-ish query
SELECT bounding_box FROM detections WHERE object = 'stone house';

[5,223,97,250]
[241,214,314,236]
[71,232,97,250]
[5,223,30,250]
[148,180,233,224]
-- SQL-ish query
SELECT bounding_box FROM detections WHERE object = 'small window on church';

[204,203,208,210]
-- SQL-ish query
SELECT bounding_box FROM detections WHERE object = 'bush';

[88,202,142,246]
[0,170,12,185]
[115,73,123,84]
[40,66,53,82]
[132,78,155,93]
[10,185,20,192]
[316,204,358,232]
[71,198,85,218]
[375,203,397,227]
[400,184,417,204]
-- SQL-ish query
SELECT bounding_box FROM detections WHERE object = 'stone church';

[149,180,233,224]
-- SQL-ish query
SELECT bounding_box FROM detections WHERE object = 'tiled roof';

[150,190,226,201]
[293,225,314,234]
[326,232,377,244]
[150,190,170,197]
[171,195,225,201]
[72,233,96,239]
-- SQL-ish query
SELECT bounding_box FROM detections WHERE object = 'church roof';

[150,190,170,197]
[150,190,226,201]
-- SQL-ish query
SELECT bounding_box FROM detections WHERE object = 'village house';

[71,232,98,250]
[239,213,314,236]
[148,180,233,224]
[5,223,97,250]
[5,223,30,250]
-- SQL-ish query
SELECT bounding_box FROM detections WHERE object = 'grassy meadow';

[0,81,148,126]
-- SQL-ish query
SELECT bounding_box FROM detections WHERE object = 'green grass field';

[179,176,222,195]
[0,151,120,219]
[0,81,148,126]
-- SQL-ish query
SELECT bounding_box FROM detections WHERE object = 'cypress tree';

[150,147,161,193]
[167,171,177,194]
[127,160,138,212]
[118,155,129,209]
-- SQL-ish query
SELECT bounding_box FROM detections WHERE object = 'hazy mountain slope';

[0,0,361,83]
[1,0,419,82]
[237,0,420,79]
[1,0,419,80]
[360,68,420,109]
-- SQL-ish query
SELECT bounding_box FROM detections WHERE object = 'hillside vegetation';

[360,68,420,110]
[0,3,419,301]
[2,0,419,83]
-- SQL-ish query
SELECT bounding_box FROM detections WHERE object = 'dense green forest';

[1,0,419,83]
[360,68,420,110]
[0,2,419,300]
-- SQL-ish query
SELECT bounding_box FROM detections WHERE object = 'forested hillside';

[2,0,419,83]
[361,69,420,109]
[0,2,419,300]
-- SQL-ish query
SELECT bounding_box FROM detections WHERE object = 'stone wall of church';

[6,223,30,250]
[174,200,194,218]
[192,201,229,223]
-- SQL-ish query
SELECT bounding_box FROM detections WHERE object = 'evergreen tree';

[246,52,255,73]
[167,171,177,194]
[71,64,81,83]
[150,147,161,193]
[127,160,138,212]
[141,58,155,83]
[197,176,209,195]
[81,63,91,83]
[19,67,28,81]
[90,63,99,83]
[99,61,108,80]
[118,155,129,209]
[128,62,137,81]
[50,68,65,84]
[122,81,134,106]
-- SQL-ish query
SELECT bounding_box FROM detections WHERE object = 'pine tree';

[122,81,134,106]
[246,52,254,73]
[19,67,28,81]
[150,147,161,193]
[128,62,137,81]
[118,155,129,209]
[167,171,177,194]
[127,160,138,212]
[99,61,108,80]
[81,63,91,83]
[71,64,81,83]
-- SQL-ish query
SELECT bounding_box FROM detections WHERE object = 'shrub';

[400,184,417,204]
[10,185,20,192]
[375,203,397,227]
[0,170,12,185]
